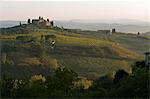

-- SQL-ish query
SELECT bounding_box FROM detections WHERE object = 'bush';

[30,75,46,82]
[1,52,7,64]
[109,68,149,98]
[113,69,129,84]
[73,78,93,89]
[1,75,24,98]
[53,67,78,90]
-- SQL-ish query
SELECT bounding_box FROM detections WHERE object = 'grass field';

[0,27,148,79]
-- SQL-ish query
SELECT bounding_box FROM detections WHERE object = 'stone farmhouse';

[28,16,54,27]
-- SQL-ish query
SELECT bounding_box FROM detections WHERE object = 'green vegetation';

[0,25,148,79]
[0,61,149,98]
[0,24,149,98]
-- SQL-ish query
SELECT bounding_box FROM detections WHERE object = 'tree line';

[0,61,149,98]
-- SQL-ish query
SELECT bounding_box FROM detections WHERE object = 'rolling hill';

[0,25,149,79]
[1,19,150,33]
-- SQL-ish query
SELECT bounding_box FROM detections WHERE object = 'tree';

[28,19,31,24]
[112,28,116,33]
[16,75,47,98]
[45,67,78,95]
[73,78,93,90]
[134,61,146,68]
[19,22,21,26]
[50,21,54,27]
[109,68,149,98]
[1,52,7,64]
[1,75,25,98]
[113,69,129,84]
[47,19,49,22]
[54,67,78,89]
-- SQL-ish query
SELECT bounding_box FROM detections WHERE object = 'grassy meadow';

[0,26,148,79]
[0,25,149,98]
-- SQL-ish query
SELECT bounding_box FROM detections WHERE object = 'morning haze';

[0,0,150,98]
[0,1,149,21]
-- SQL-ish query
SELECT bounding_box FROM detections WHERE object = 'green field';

[0,26,149,79]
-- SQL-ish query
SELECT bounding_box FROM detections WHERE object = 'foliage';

[113,69,129,84]
[30,75,46,82]
[109,68,149,98]
[0,23,149,98]
[73,78,93,89]
[1,52,7,64]
[0,61,149,98]
[28,19,31,24]
[1,75,25,98]
[53,67,78,90]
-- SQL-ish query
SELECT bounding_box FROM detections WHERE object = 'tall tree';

[28,19,31,24]
[50,21,54,27]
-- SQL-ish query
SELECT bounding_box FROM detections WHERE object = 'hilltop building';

[144,52,150,66]
[28,16,54,27]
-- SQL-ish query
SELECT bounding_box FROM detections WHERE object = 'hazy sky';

[0,0,150,21]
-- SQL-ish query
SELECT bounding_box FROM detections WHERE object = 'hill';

[1,20,150,33]
[142,31,150,36]
[0,25,149,79]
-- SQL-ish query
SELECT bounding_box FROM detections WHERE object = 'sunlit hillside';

[0,25,148,79]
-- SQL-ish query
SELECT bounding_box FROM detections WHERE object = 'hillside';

[142,31,150,36]
[1,20,150,33]
[0,26,148,79]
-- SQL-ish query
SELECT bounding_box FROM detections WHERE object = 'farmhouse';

[29,16,53,27]
[144,52,150,66]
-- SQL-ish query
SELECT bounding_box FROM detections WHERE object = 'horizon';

[0,18,149,22]
[0,0,150,22]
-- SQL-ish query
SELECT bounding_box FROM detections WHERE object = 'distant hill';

[1,24,149,79]
[54,21,150,33]
[0,21,27,28]
[142,31,150,36]
[1,20,150,33]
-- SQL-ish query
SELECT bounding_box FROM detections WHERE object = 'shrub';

[30,75,46,82]
[73,78,93,89]
[1,52,7,64]
[52,67,78,90]
[113,69,129,84]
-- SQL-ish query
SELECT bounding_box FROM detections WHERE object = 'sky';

[0,0,150,22]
